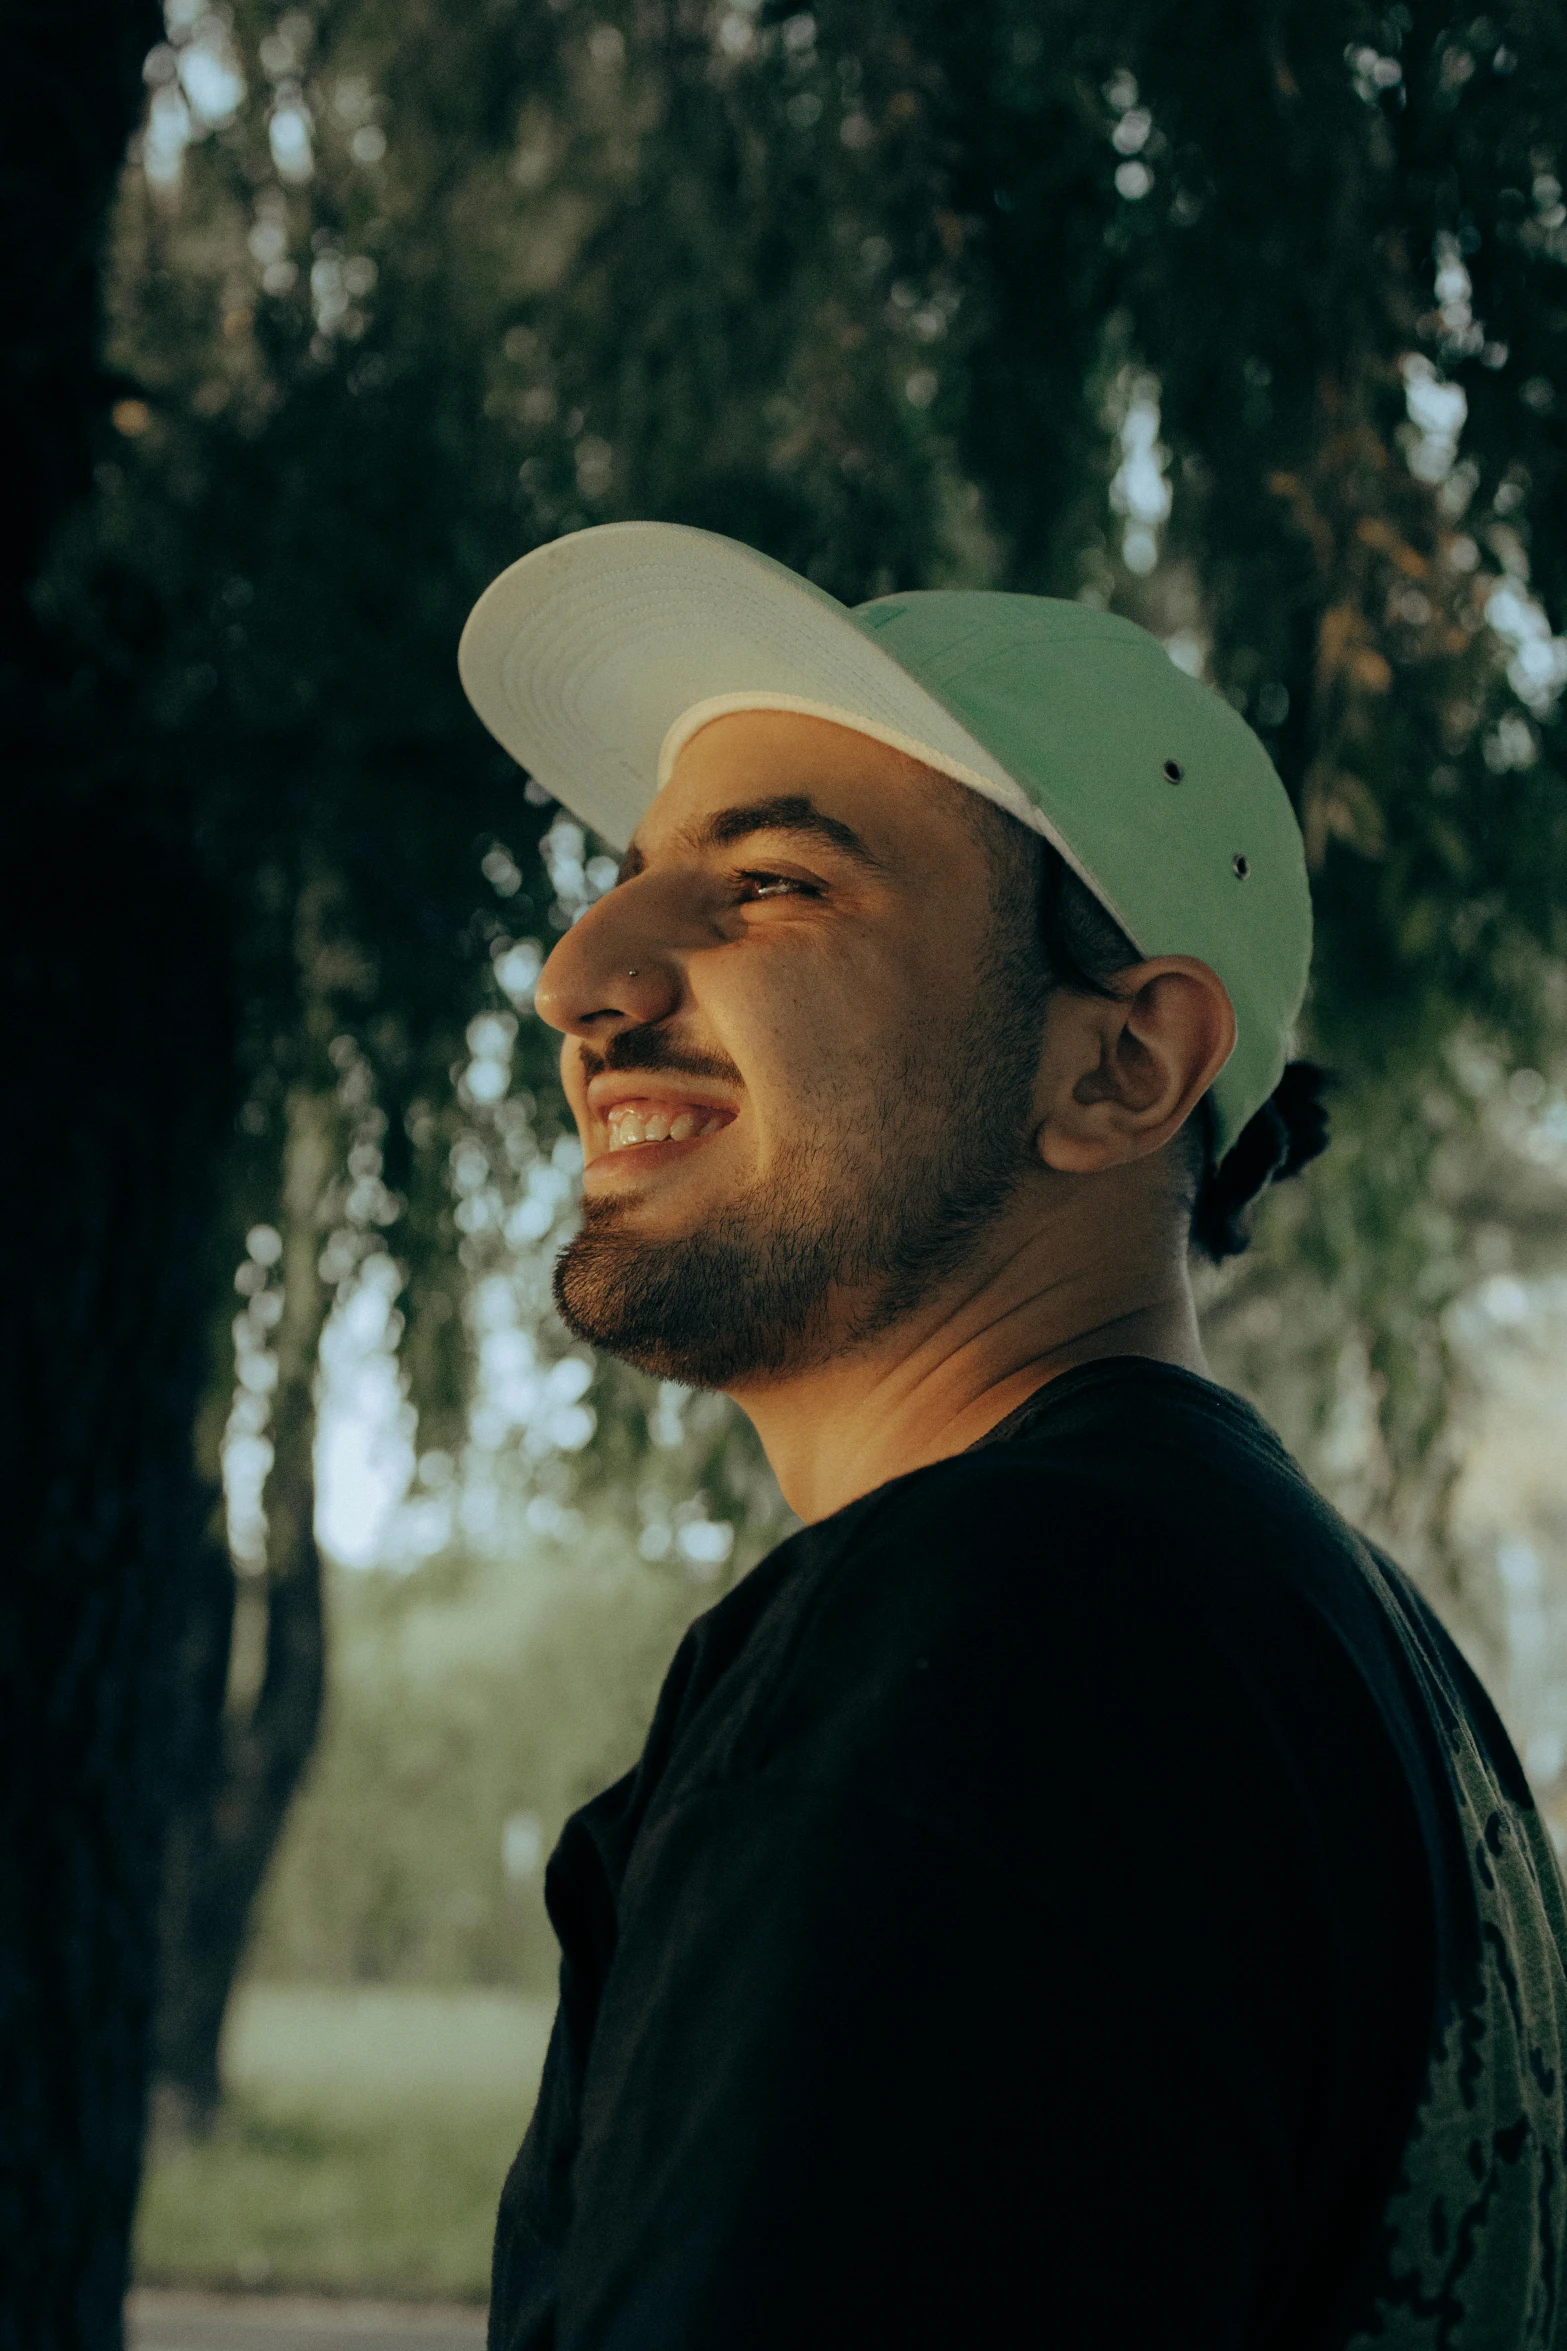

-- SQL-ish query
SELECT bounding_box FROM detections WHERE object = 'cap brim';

[457,521,1042,851]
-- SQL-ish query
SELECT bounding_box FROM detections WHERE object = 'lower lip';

[583,1132,728,1181]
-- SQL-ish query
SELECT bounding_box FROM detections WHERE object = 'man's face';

[534,711,1047,1388]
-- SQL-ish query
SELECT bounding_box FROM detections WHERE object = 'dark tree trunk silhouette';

[152,1091,332,2130]
[0,3,239,2344]
[0,830,235,2351]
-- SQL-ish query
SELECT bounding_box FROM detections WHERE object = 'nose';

[533,872,683,1040]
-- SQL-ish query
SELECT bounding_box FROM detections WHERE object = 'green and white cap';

[458,521,1312,1158]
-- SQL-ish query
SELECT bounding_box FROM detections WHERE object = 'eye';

[735,868,819,903]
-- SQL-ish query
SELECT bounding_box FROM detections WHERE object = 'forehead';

[633,707,984,864]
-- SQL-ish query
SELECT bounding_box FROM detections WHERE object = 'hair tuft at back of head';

[1189,1061,1332,1263]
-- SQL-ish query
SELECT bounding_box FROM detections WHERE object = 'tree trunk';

[0,818,237,2349]
[0,2,242,2345]
[151,1090,333,2131]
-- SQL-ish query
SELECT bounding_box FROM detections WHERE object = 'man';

[459,523,1567,2348]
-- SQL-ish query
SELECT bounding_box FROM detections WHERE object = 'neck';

[727,1165,1209,1524]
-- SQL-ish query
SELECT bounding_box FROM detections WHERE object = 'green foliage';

[61,0,1567,1578]
[137,1984,550,2297]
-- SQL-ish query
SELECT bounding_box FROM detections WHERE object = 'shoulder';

[805,1369,1353,1671]
[732,1392,1428,1851]
[640,1367,1430,1888]
[704,1438,1325,1801]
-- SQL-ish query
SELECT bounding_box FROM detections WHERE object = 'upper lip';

[585,1074,738,1122]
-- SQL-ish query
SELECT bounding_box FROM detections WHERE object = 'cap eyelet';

[1162,758,1184,783]
[1232,854,1250,879]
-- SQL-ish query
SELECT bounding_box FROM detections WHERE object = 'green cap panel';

[853,594,1312,1158]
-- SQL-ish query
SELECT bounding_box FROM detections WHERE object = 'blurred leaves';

[42,0,1567,1587]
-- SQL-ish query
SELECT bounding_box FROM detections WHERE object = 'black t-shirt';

[488,1359,1567,2349]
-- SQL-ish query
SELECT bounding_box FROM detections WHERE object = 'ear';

[1034,957,1236,1176]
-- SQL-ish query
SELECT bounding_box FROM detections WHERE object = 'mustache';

[577,1026,743,1089]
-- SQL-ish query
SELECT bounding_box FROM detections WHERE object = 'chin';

[552,1208,830,1390]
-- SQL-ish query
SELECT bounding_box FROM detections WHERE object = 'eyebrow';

[618,793,884,884]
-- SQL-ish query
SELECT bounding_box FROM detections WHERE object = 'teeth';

[605,1102,727,1152]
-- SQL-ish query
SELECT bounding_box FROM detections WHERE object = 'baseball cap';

[458,521,1312,1158]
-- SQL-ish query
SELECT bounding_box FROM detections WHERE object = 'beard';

[553,939,1048,1390]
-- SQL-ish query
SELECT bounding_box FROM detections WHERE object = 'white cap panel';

[459,524,1026,850]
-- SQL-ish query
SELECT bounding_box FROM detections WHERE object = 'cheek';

[752,943,876,1064]
[724,938,956,1123]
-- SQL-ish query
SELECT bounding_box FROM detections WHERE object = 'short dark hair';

[966,793,1329,1260]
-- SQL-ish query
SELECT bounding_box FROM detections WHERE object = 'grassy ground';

[135,1987,555,2303]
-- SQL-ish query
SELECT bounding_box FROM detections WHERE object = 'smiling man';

[460,524,1567,2350]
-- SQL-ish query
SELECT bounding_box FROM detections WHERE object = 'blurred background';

[7,0,1567,2340]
